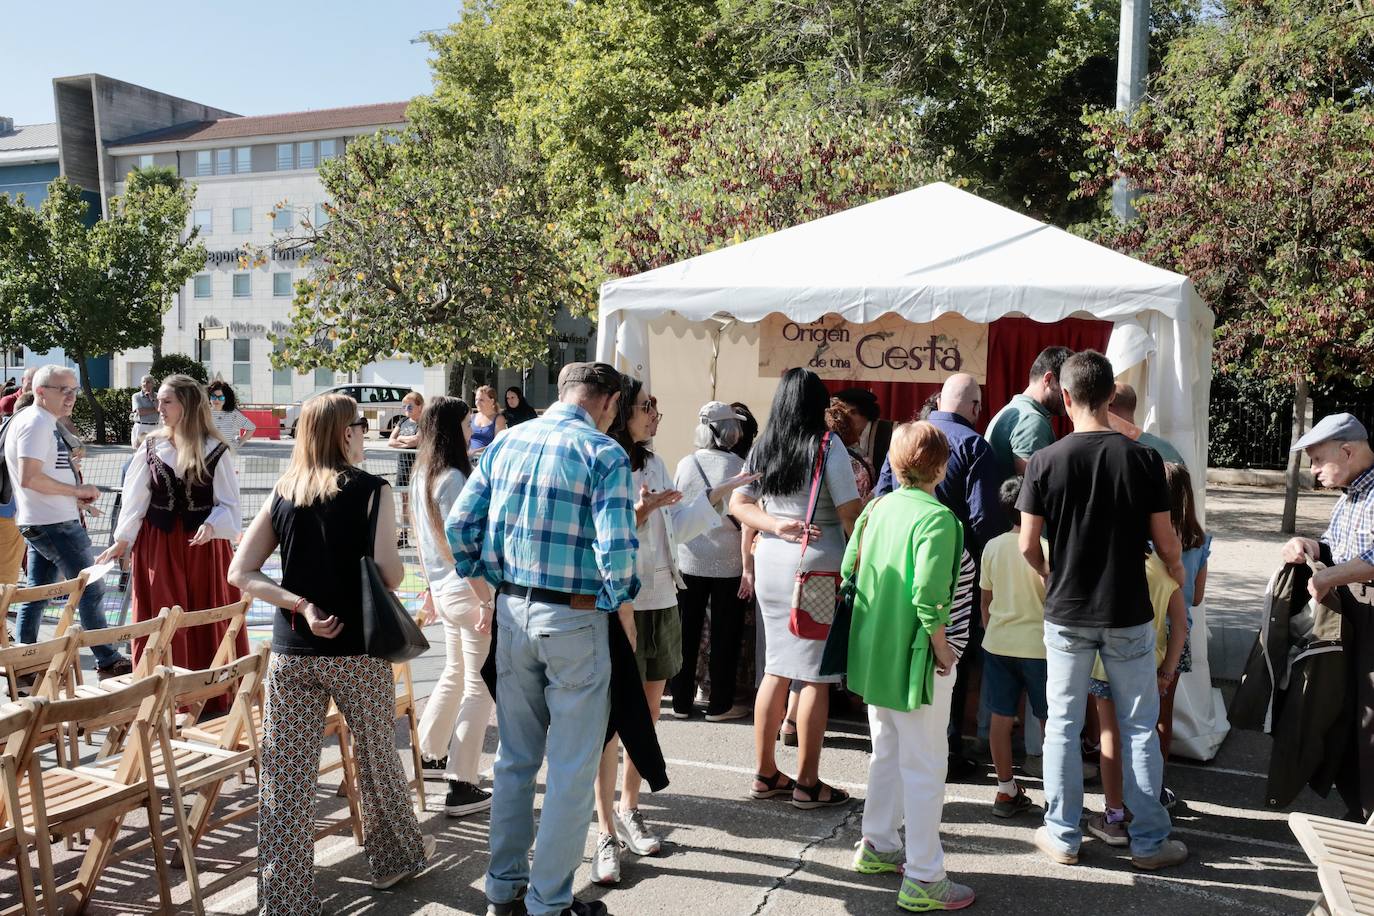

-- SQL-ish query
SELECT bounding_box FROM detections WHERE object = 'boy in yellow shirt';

[979,478,1048,818]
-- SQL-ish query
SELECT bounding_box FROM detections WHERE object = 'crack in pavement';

[748,802,862,916]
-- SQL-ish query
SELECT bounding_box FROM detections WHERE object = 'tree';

[271,119,594,376]
[600,90,955,277]
[1076,0,1374,528]
[0,171,204,441]
[150,352,208,384]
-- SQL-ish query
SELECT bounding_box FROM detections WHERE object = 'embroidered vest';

[144,439,228,533]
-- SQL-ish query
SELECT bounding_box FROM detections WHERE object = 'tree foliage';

[150,351,208,384]
[0,170,203,437]
[1078,0,1374,385]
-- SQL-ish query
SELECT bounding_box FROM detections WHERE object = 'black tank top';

[269,468,384,656]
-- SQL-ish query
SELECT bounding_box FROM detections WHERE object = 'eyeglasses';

[209,394,226,402]
[348,418,368,430]
[40,385,78,398]
[640,397,660,416]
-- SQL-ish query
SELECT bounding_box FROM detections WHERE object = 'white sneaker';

[615,807,662,856]
[590,832,621,885]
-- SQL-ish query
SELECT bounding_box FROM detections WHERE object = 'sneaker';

[559,901,608,916]
[992,787,1034,819]
[1086,812,1130,847]
[1033,826,1078,865]
[615,807,661,856]
[95,657,133,680]
[852,838,904,875]
[486,888,527,916]
[897,875,976,911]
[420,755,449,781]
[1132,838,1188,870]
[670,708,698,720]
[589,833,621,885]
[445,780,492,816]
[705,704,751,722]
[372,834,435,889]
[1160,786,1178,810]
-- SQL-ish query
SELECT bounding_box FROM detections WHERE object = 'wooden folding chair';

[318,701,366,844]
[13,671,175,915]
[1290,810,1374,915]
[0,699,45,916]
[0,574,88,648]
[79,645,270,915]
[0,631,78,705]
[393,660,426,813]
[164,599,251,672]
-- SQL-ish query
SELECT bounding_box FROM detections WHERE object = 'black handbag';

[361,484,430,662]
[819,497,881,677]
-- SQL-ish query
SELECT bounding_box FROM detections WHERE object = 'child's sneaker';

[992,786,1034,818]
[852,838,904,874]
[1160,786,1178,809]
[897,875,975,911]
[1086,811,1130,847]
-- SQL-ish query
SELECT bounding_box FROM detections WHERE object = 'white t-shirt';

[411,465,471,596]
[633,461,680,611]
[5,405,79,526]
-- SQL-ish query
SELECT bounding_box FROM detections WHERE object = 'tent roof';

[599,182,1204,326]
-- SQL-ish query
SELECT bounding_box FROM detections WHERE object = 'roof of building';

[0,122,60,154]
[107,101,409,149]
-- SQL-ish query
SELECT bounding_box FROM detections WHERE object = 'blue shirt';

[1323,465,1374,568]
[446,401,640,611]
[875,411,1008,555]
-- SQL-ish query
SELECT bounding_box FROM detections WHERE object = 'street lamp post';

[1113,0,1151,221]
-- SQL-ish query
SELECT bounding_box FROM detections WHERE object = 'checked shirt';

[1322,465,1374,567]
[446,401,639,612]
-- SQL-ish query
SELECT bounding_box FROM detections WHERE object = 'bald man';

[1109,383,1185,465]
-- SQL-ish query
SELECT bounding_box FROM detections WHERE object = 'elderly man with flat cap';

[1282,412,1374,820]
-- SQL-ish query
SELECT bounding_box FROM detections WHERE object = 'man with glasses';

[130,374,158,446]
[388,391,424,548]
[5,365,130,675]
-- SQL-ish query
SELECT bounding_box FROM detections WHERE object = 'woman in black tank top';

[229,393,433,913]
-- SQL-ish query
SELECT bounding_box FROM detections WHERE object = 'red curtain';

[823,316,1113,435]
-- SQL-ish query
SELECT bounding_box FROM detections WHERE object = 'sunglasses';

[348,418,368,430]
[209,394,226,401]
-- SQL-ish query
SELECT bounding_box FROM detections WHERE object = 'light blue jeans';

[1042,621,1170,858]
[486,593,610,916]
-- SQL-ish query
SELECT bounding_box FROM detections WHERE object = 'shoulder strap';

[694,454,742,530]
[363,476,385,559]
[851,496,882,572]
[797,432,832,561]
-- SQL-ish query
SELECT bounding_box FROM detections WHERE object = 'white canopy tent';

[596,181,1227,760]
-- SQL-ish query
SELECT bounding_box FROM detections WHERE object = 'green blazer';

[842,488,963,711]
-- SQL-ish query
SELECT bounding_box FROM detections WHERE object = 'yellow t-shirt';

[979,531,1048,660]
[1091,553,1179,680]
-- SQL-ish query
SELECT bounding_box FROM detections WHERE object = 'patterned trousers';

[259,653,426,915]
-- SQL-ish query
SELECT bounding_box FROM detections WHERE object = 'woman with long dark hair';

[730,368,863,809]
[502,386,538,427]
[412,396,494,817]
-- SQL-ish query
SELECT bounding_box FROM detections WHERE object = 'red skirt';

[130,518,248,712]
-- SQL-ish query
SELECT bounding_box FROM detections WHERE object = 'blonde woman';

[99,374,246,684]
[467,385,506,457]
[228,394,433,913]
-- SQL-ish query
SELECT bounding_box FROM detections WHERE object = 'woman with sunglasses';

[207,379,256,450]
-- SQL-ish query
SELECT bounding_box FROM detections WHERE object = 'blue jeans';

[17,520,121,668]
[1042,621,1170,858]
[486,594,610,916]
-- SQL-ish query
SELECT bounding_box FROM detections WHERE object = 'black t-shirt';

[1016,430,1169,628]
[269,468,385,656]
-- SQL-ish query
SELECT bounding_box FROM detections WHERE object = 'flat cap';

[1292,412,1369,451]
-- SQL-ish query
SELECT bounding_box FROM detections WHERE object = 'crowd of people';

[4,354,1373,916]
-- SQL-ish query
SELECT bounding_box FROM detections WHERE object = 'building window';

[195,150,212,177]
[313,367,334,389]
[273,272,292,297]
[273,206,292,232]
[232,338,250,362]
[276,144,294,170]
[138,154,154,168]
[320,139,338,161]
[215,148,231,175]
[192,209,212,233]
[314,203,330,227]
[232,207,251,232]
[232,274,251,298]
[232,363,252,388]
[235,146,251,173]
[272,367,293,403]
[193,274,211,298]
[297,141,316,170]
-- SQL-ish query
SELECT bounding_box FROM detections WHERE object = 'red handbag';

[788,432,840,641]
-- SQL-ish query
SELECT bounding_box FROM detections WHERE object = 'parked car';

[282,384,414,438]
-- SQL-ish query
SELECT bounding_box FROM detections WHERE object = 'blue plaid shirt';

[1323,465,1374,567]
[446,401,640,611]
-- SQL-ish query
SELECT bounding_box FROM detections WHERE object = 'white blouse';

[113,436,241,545]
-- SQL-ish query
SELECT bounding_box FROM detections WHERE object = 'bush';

[1208,374,1293,470]
[150,352,207,384]
[70,387,137,444]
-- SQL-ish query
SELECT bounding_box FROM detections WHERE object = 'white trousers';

[862,671,956,882]
[417,587,494,783]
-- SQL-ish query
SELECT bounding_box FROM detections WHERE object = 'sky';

[1,0,461,125]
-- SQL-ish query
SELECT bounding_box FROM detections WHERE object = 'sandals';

[792,780,851,810]
[750,770,797,800]
[778,717,799,748]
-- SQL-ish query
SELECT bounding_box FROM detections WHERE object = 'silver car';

[283,383,414,437]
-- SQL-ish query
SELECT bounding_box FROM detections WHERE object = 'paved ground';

[0,481,1352,914]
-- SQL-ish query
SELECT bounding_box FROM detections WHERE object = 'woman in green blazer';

[842,420,977,913]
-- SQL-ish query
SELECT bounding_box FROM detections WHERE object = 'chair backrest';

[0,573,91,642]
[394,660,416,707]
[23,670,169,785]
[166,645,269,750]
[0,698,43,827]
[74,607,182,680]
[0,631,78,701]
[167,598,250,669]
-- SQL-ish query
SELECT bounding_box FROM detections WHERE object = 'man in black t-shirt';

[1016,350,1189,871]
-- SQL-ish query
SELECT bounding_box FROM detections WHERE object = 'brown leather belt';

[499,583,598,611]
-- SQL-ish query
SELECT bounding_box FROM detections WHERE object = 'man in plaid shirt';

[1282,411,1374,821]
[448,361,636,916]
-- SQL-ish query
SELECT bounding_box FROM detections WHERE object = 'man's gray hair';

[32,364,75,390]
[694,417,742,451]
[141,374,155,385]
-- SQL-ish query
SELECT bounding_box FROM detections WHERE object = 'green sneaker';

[852,839,904,875]
[897,876,976,912]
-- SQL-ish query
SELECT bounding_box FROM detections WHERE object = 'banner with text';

[757,312,988,384]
